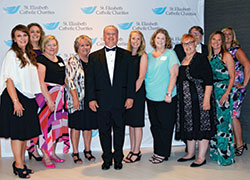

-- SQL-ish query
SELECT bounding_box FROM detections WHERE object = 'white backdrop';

[0,0,204,157]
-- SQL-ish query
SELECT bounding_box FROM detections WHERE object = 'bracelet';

[13,98,19,103]
[166,93,172,97]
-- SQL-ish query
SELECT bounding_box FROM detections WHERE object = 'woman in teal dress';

[208,31,235,166]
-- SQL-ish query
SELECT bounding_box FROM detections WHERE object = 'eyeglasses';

[191,32,200,36]
[182,41,195,46]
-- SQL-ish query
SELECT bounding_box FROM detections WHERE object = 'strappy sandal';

[149,154,157,162]
[125,151,142,163]
[151,155,167,164]
[83,150,96,161]
[123,151,133,162]
[71,153,82,164]
[235,143,248,156]
[12,162,30,179]
[24,165,34,174]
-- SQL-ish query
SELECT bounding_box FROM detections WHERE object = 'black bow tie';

[105,46,117,52]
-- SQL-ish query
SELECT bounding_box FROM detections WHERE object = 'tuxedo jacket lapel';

[99,48,112,85]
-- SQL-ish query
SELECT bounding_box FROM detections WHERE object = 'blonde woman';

[222,27,250,156]
[124,30,148,163]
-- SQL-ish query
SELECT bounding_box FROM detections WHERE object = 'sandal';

[12,162,30,179]
[149,154,157,162]
[125,151,142,163]
[235,143,248,156]
[123,151,133,162]
[24,165,34,174]
[84,150,96,161]
[151,155,167,164]
[72,153,83,164]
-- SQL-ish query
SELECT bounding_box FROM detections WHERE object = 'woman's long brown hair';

[11,24,37,68]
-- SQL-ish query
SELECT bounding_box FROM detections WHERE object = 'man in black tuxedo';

[174,26,208,62]
[86,25,135,170]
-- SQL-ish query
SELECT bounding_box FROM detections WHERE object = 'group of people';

[0,23,249,178]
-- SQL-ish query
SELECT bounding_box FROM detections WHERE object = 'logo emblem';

[118,22,133,30]
[152,7,167,15]
[4,40,13,47]
[43,22,60,30]
[91,38,97,45]
[92,130,98,138]
[3,5,21,14]
[81,6,97,14]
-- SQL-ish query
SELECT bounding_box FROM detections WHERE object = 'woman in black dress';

[175,34,217,167]
[26,22,45,161]
[124,30,148,163]
[65,35,97,164]
[0,24,41,178]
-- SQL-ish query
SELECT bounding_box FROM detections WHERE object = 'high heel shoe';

[84,150,96,161]
[125,151,142,163]
[71,153,82,164]
[123,151,133,162]
[12,162,30,179]
[49,155,65,163]
[235,143,248,156]
[42,158,55,168]
[28,152,42,161]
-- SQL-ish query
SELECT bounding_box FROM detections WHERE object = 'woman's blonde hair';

[207,31,226,60]
[74,35,92,53]
[221,27,240,47]
[127,30,146,56]
[41,35,58,53]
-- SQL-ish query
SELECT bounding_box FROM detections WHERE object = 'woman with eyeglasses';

[175,34,217,167]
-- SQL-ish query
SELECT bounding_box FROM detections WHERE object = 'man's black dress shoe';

[177,155,195,162]
[114,162,122,170]
[190,160,206,167]
[101,161,112,170]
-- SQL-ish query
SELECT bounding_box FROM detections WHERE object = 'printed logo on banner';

[81,6,129,15]
[3,5,21,14]
[43,22,60,30]
[4,40,13,47]
[91,38,97,45]
[59,21,93,31]
[152,7,167,15]
[92,130,98,138]
[3,5,55,15]
[118,22,133,30]
[132,21,161,31]
[153,6,197,16]
[81,6,97,14]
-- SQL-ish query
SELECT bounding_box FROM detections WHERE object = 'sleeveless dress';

[27,55,70,155]
[125,54,145,127]
[228,46,247,119]
[209,54,235,166]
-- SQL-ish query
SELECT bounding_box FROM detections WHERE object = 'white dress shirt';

[105,46,116,85]
[196,43,202,53]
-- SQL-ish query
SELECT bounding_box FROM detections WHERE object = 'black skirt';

[125,84,146,127]
[0,89,41,140]
[68,99,98,130]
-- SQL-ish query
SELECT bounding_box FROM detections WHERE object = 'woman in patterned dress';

[34,35,70,168]
[65,35,97,164]
[208,31,235,166]
[175,34,216,167]
[222,27,250,156]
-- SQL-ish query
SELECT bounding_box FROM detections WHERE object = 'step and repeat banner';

[0,0,204,157]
